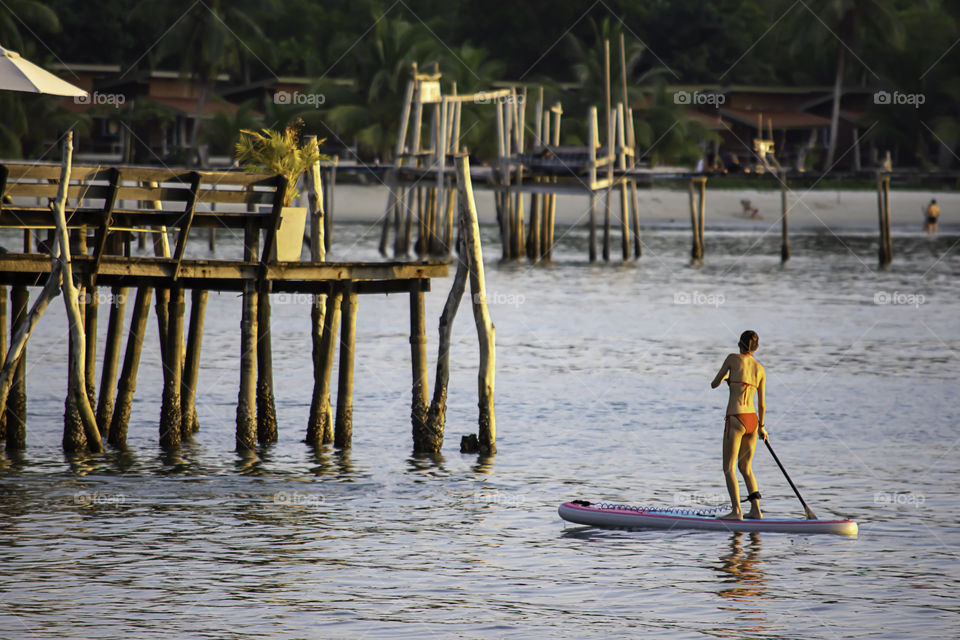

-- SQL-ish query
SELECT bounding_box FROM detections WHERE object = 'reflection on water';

[714,533,770,638]
[717,532,766,599]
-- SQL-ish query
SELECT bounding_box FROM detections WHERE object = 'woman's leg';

[738,431,762,519]
[720,416,745,519]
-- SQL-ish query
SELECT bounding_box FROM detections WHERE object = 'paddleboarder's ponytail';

[738,330,759,353]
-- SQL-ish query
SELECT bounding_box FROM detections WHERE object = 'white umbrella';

[0,44,87,97]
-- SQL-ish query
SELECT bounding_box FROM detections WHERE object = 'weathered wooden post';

[620,34,642,258]
[323,157,337,254]
[307,286,341,446]
[698,177,706,259]
[237,279,258,451]
[410,285,430,451]
[108,286,152,448]
[304,135,331,446]
[54,133,102,452]
[616,103,631,261]
[0,285,5,442]
[7,286,27,449]
[602,39,613,263]
[334,282,358,449]
[421,244,467,454]
[96,286,128,434]
[236,222,259,451]
[588,107,598,263]
[780,172,791,262]
[689,177,703,261]
[256,285,278,444]
[181,288,207,435]
[83,286,98,408]
[455,155,496,454]
[159,286,184,449]
[877,173,893,267]
[546,104,561,260]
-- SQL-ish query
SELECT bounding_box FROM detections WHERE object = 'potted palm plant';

[235,121,327,261]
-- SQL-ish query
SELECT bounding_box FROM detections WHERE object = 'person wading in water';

[711,330,767,520]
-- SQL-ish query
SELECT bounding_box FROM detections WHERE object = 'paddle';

[763,437,817,520]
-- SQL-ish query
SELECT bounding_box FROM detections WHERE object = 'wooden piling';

[455,156,496,454]
[616,104,631,261]
[545,104,561,261]
[236,279,258,451]
[307,287,341,447]
[410,287,431,450]
[689,178,703,261]
[108,286,152,448]
[181,288,207,435]
[83,286,98,408]
[588,107,599,263]
[96,286,128,435]
[159,286,184,449]
[780,173,791,262]
[323,158,337,255]
[0,285,5,442]
[54,134,101,453]
[256,286,278,444]
[334,283,358,449]
[7,286,27,450]
[877,174,893,267]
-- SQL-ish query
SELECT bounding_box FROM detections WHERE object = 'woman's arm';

[757,369,767,440]
[710,356,731,389]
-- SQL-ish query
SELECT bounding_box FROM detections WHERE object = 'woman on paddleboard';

[711,330,767,520]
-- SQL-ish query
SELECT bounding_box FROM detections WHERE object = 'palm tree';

[305,14,431,160]
[791,0,904,170]
[633,81,718,167]
[134,0,275,165]
[201,97,263,156]
[0,1,59,51]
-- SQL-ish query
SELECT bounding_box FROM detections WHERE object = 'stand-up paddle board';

[559,501,858,536]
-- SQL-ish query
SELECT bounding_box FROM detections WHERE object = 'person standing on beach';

[924,199,940,234]
[710,330,767,520]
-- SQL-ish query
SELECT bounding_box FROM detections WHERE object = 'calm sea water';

[1,217,958,639]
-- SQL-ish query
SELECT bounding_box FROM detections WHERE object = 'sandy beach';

[330,183,958,232]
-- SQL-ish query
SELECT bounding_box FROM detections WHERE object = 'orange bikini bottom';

[726,413,759,435]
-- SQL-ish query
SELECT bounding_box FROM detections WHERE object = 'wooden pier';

[0,143,465,454]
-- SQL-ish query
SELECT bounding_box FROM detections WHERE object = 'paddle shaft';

[764,439,817,520]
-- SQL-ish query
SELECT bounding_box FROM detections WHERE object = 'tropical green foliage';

[6,0,960,167]
[235,122,327,205]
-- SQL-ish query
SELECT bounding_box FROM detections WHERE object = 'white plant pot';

[274,206,307,261]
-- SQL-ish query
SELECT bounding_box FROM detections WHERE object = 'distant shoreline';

[326,184,959,232]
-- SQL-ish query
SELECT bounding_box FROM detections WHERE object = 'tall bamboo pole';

[96,286,128,434]
[455,156,496,454]
[108,286,152,448]
[334,283,357,449]
[54,133,102,452]
[181,288,207,435]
